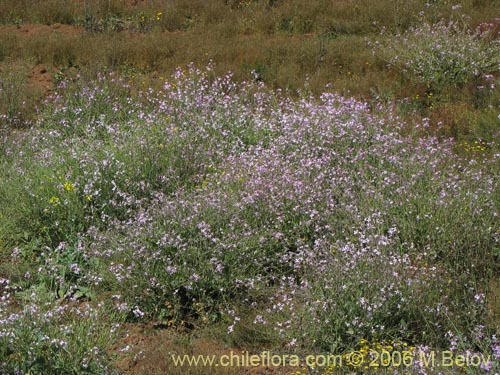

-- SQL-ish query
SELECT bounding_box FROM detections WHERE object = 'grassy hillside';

[1,0,500,142]
[0,1,499,374]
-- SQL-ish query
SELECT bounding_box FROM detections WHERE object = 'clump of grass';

[0,64,42,129]
[374,17,500,92]
[0,283,120,375]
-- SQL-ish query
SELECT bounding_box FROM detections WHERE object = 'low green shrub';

[375,18,500,91]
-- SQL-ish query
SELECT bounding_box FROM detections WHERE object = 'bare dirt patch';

[28,64,54,94]
[0,23,84,36]
[112,324,297,375]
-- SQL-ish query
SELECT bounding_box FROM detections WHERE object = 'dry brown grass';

[0,0,499,141]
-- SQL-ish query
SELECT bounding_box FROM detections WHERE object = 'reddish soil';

[28,64,54,94]
[0,24,85,95]
[112,324,297,375]
[0,23,84,36]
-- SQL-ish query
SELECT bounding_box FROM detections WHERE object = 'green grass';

[1,0,499,143]
[0,1,499,374]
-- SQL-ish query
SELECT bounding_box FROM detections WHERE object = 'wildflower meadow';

[0,63,498,374]
[0,1,499,374]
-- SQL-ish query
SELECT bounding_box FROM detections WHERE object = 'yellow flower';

[49,196,60,206]
[63,181,75,192]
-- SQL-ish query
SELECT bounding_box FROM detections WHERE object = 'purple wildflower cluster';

[0,281,115,374]
[375,16,500,90]
[1,65,498,370]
